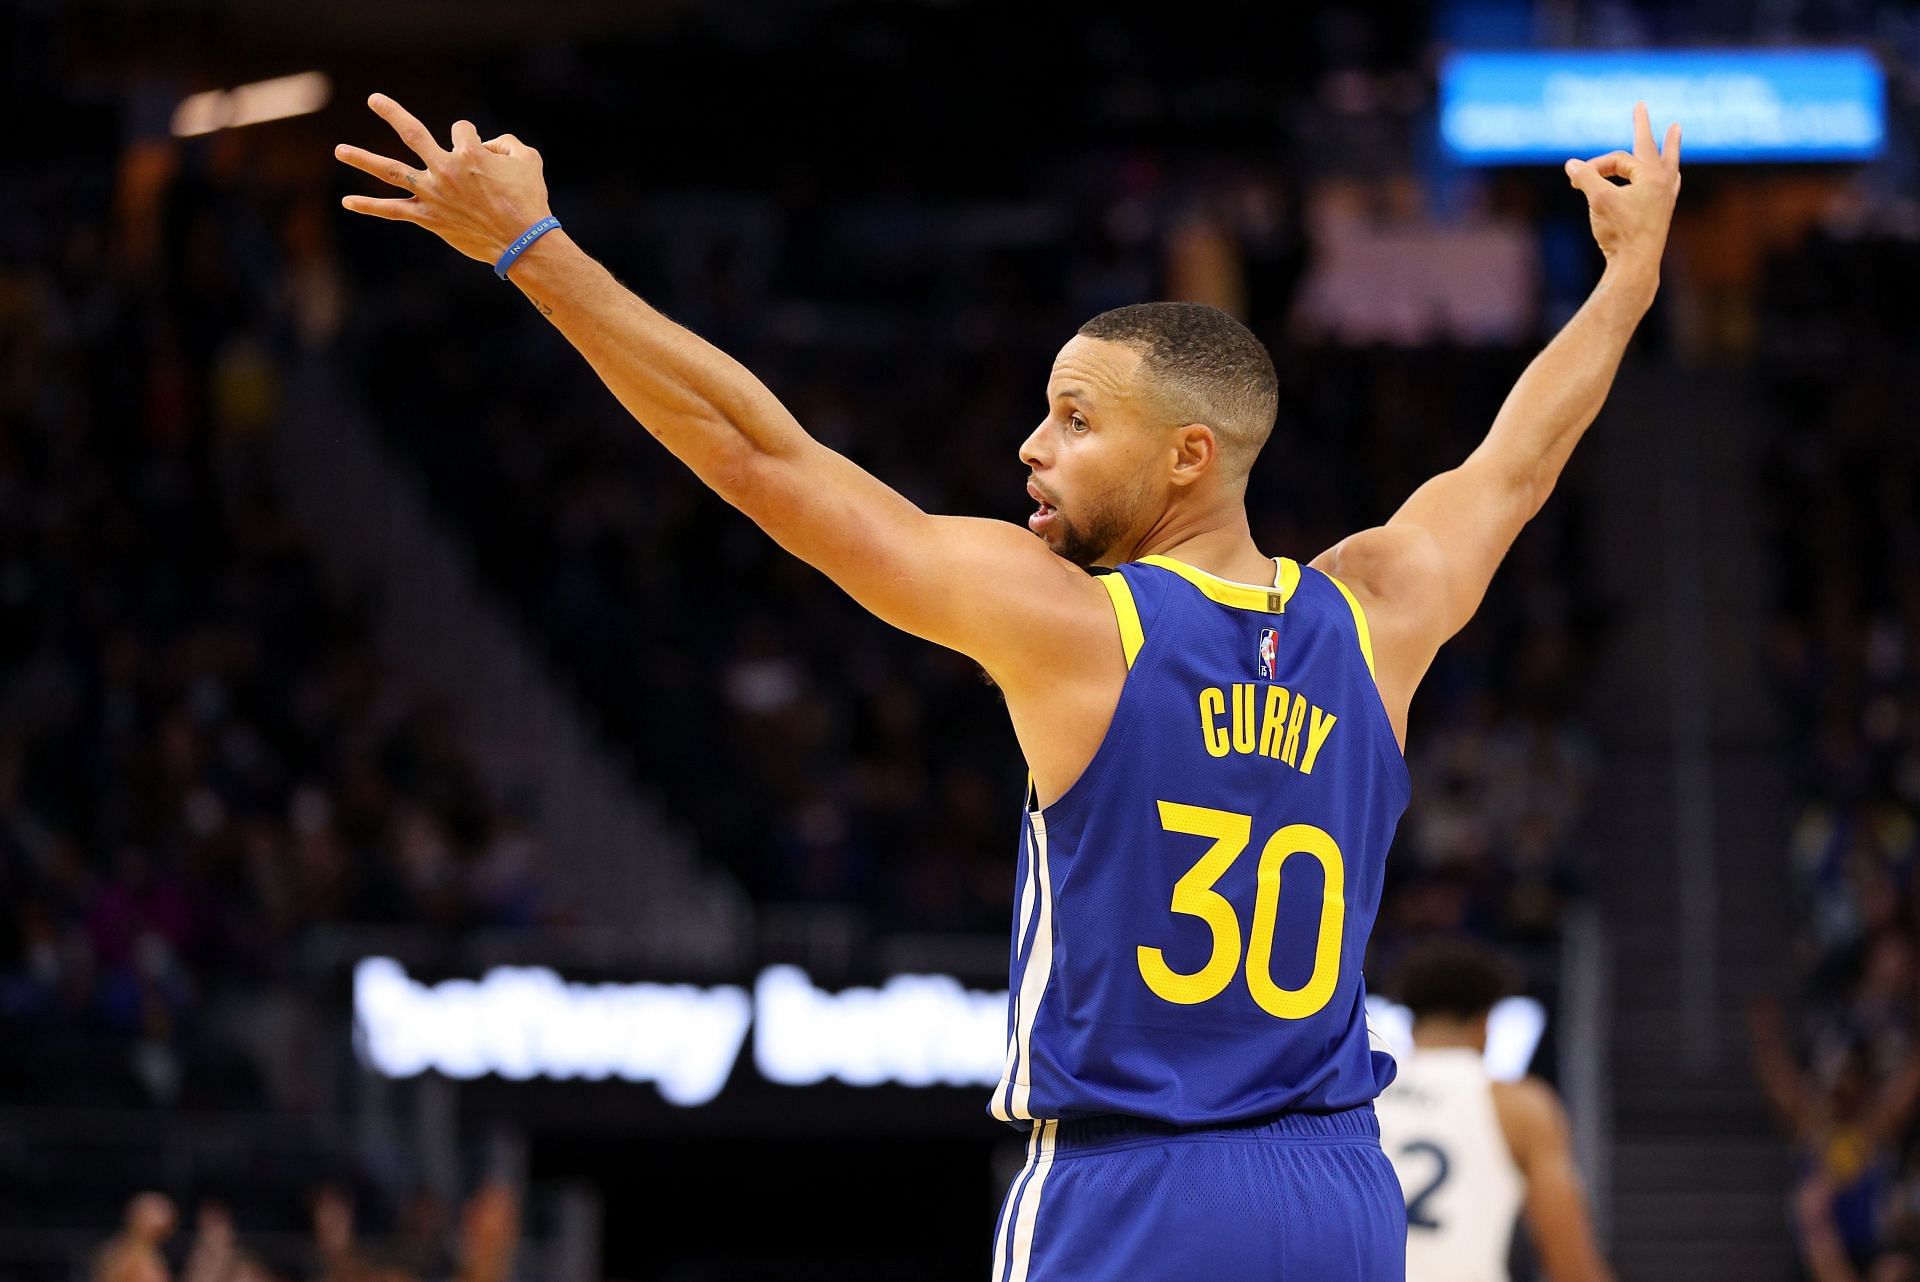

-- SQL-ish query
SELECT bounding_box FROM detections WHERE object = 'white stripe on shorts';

[1005,1119,1059,1282]
[990,1120,1042,1281]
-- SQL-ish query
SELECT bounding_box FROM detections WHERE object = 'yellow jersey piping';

[1321,572,1378,680]
[1098,572,1145,668]
[1137,554,1300,614]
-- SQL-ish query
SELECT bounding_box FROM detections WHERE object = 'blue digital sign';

[1440,49,1885,164]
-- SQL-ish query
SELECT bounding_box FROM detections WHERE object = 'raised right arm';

[334,94,1110,680]
[501,226,1106,670]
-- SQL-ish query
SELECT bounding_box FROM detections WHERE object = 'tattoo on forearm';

[529,295,554,317]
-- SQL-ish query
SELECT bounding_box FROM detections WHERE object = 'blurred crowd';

[88,1183,523,1282]
[1752,222,1920,1280]
[0,88,547,1110]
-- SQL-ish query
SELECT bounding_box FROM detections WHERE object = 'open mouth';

[1026,482,1058,534]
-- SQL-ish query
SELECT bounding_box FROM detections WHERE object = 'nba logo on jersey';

[1257,626,1278,679]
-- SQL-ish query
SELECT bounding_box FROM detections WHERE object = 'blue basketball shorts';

[989,1104,1406,1281]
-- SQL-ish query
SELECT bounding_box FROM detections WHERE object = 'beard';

[1052,509,1125,568]
[1046,480,1149,568]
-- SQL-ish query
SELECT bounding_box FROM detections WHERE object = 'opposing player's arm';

[1310,103,1681,742]
[334,94,1112,681]
[1493,1077,1615,1282]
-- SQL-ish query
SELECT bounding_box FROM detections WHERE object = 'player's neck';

[1120,502,1269,583]
[1412,1019,1487,1053]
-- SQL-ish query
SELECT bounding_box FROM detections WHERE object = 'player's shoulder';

[937,515,1116,615]
[939,514,1104,579]
[1309,524,1447,617]
[1490,1074,1572,1168]
[1491,1074,1568,1122]
[919,515,1121,687]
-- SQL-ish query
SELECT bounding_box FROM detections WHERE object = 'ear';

[1167,423,1217,488]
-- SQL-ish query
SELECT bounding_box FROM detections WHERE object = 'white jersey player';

[1376,940,1613,1282]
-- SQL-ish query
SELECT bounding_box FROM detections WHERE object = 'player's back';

[985,554,1411,1281]
[991,554,1409,1125]
[1376,1046,1526,1282]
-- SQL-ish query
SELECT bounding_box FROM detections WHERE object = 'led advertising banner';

[352,957,1548,1109]
[1440,48,1886,164]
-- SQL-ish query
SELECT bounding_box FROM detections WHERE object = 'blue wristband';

[494,215,562,280]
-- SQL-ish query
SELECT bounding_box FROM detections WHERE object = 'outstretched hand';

[1565,101,1681,275]
[334,93,553,265]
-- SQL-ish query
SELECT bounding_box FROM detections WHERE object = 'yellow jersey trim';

[1098,573,1145,668]
[1275,556,1302,608]
[1322,573,1379,680]
[1138,554,1300,614]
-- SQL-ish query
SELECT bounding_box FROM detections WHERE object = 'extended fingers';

[340,194,428,224]
[1632,100,1657,159]
[368,93,447,165]
[334,143,426,192]
[1664,121,1683,169]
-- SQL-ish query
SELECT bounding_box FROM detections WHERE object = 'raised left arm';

[1313,102,1682,743]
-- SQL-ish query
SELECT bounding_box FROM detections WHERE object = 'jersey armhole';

[1318,571,1378,680]
[1032,568,1150,820]
[1097,570,1145,668]
[1309,565,1410,786]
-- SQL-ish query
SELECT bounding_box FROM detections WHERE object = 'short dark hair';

[1077,302,1279,482]
[1394,937,1519,1021]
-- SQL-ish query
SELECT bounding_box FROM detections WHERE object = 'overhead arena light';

[171,71,332,138]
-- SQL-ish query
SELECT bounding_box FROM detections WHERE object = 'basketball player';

[336,94,1680,1279]
[1375,939,1613,1282]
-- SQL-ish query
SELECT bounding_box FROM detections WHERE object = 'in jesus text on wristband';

[495,216,563,279]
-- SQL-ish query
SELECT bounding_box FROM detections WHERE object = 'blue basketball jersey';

[989,553,1410,1127]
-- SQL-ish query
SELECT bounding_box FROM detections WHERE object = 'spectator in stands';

[1797,1173,1920,1282]
[92,1193,176,1282]
[453,1182,519,1282]
[1756,996,1920,1271]
[308,1186,371,1282]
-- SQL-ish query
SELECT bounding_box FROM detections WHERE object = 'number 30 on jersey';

[1136,801,1346,1019]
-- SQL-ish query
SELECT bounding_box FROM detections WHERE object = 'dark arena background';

[2,0,1917,1279]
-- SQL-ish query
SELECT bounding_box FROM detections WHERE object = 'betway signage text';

[353,958,1546,1107]
[353,957,1009,1106]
